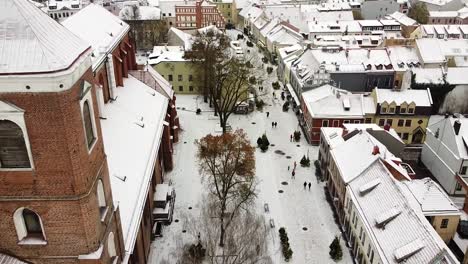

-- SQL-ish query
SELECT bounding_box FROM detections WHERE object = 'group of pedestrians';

[271,122,278,128]
[288,161,313,190]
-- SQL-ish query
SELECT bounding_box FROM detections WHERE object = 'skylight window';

[359,179,381,195]
[394,239,424,262]
[375,207,401,228]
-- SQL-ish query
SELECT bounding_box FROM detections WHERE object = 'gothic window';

[83,101,96,149]
[14,208,46,244]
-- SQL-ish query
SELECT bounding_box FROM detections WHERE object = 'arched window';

[83,101,96,149]
[13,208,46,244]
[0,120,31,168]
[97,180,106,208]
[108,232,117,258]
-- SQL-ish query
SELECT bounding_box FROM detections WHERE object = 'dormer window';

[408,107,414,114]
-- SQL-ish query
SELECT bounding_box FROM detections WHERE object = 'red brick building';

[175,0,225,29]
[0,2,179,263]
[300,85,375,145]
[0,1,123,263]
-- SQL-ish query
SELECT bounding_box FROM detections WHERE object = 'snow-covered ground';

[148,30,351,263]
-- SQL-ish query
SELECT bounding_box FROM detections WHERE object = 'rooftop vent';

[359,179,381,195]
[342,98,350,111]
[394,239,424,262]
[375,207,401,228]
[454,120,461,135]
[372,145,380,155]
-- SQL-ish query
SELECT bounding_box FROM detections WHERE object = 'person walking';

[266,112,270,118]
[274,122,277,128]
[272,122,274,128]
[292,170,295,179]
[290,134,293,142]
[294,161,297,170]
[303,182,307,189]
[288,165,290,171]
[308,182,311,190]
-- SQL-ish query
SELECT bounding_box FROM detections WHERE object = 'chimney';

[372,145,380,155]
[454,120,461,135]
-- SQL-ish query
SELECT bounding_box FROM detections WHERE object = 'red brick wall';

[0,68,123,263]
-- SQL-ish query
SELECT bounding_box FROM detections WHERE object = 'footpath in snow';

[149,29,351,264]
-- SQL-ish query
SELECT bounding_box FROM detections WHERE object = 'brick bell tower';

[0,0,124,263]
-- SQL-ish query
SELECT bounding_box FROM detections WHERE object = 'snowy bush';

[262,57,269,64]
[329,236,343,261]
[237,34,244,40]
[279,227,293,261]
[272,81,280,90]
[187,242,206,261]
[258,134,270,152]
[249,76,256,85]
[293,131,301,142]
[246,61,254,68]
[267,67,273,74]
[255,99,265,110]
[300,155,310,167]
[196,108,201,115]
[246,41,253,47]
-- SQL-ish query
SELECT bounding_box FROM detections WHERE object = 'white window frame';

[0,101,34,171]
[13,207,47,245]
[108,232,117,257]
[97,179,108,222]
[80,83,98,153]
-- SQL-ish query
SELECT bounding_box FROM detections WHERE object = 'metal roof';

[0,0,90,74]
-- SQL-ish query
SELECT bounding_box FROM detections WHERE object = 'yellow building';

[210,0,233,24]
[148,46,200,94]
[372,88,433,144]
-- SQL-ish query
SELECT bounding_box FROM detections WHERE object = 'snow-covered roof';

[386,11,417,26]
[403,178,460,215]
[308,20,362,34]
[266,24,303,45]
[429,11,458,17]
[321,127,345,148]
[148,46,186,64]
[145,65,174,98]
[260,18,280,37]
[374,88,433,107]
[159,0,194,16]
[278,43,302,59]
[239,4,263,21]
[120,5,162,20]
[412,68,444,84]
[0,0,90,74]
[446,67,468,85]
[347,49,392,70]
[387,46,421,71]
[359,20,383,27]
[62,4,130,70]
[101,75,168,258]
[302,84,375,119]
[331,131,394,183]
[167,27,193,50]
[155,184,169,202]
[426,115,468,159]
[416,38,446,64]
[47,0,81,11]
[348,160,458,264]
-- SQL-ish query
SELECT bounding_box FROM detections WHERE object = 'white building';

[422,115,468,195]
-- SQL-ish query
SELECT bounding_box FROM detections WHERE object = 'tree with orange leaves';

[196,129,257,248]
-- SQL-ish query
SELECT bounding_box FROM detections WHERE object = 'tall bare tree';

[181,195,272,264]
[211,58,252,133]
[196,130,257,248]
[184,29,230,103]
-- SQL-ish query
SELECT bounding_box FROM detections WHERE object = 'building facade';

[175,0,226,29]
[371,88,433,144]
[422,115,468,196]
